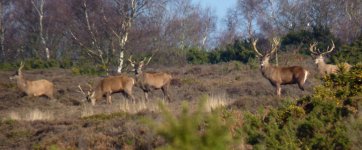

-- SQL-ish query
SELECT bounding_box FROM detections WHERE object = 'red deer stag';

[9,62,54,99]
[78,75,135,105]
[252,38,309,96]
[128,56,172,102]
[309,40,351,75]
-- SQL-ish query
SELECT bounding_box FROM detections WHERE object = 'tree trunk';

[117,32,128,73]
[0,1,5,62]
[32,0,50,60]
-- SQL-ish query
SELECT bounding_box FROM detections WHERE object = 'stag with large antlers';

[78,75,136,105]
[252,38,309,96]
[128,56,172,102]
[309,40,351,75]
[9,62,55,99]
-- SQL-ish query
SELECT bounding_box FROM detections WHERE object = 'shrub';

[333,36,362,64]
[186,47,209,64]
[242,64,362,149]
[151,100,240,150]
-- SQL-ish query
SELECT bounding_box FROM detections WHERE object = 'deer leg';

[106,92,112,104]
[125,89,136,103]
[298,83,305,91]
[162,86,171,102]
[276,85,281,96]
[144,91,149,102]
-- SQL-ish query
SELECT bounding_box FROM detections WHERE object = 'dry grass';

[7,109,54,121]
[204,93,234,112]
[79,98,163,117]
[119,99,161,114]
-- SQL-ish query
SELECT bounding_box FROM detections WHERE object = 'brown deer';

[128,56,172,102]
[9,62,54,99]
[78,75,135,105]
[252,38,309,96]
[309,40,352,75]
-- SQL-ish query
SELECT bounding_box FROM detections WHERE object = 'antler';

[309,42,319,55]
[309,40,335,56]
[128,55,136,66]
[269,37,280,55]
[18,61,25,74]
[142,56,152,65]
[86,83,93,90]
[320,40,335,55]
[251,39,263,57]
[78,85,86,95]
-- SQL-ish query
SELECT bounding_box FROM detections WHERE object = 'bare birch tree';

[0,1,4,61]
[70,0,108,68]
[103,0,148,73]
[31,0,50,60]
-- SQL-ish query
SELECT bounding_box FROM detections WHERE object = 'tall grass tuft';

[8,109,54,121]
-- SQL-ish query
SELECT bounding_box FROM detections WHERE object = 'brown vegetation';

[0,57,319,149]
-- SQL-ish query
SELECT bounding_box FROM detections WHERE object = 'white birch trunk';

[32,0,50,60]
[0,1,4,60]
[117,32,128,73]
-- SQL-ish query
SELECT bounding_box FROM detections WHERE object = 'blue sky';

[192,0,237,29]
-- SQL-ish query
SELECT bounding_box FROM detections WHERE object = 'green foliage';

[282,26,338,54]
[242,65,362,149]
[152,100,237,150]
[0,59,75,71]
[185,40,256,65]
[186,47,209,64]
[333,36,362,64]
[210,39,255,64]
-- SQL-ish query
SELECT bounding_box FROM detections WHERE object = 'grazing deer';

[252,38,309,96]
[128,56,172,102]
[78,75,135,105]
[9,62,55,99]
[309,40,352,75]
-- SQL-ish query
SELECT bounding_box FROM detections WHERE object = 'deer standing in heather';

[252,38,309,96]
[78,75,135,105]
[9,62,55,99]
[309,40,352,76]
[128,56,172,102]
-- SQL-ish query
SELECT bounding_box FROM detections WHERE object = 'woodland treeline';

[0,0,361,71]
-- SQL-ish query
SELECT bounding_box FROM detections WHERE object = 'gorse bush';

[185,39,256,65]
[243,64,362,149]
[152,99,241,150]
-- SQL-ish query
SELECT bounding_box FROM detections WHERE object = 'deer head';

[309,40,335,64]
[9,62,25,80]
[252,37,280,67]
[78,84,95,104]
[128,56,152,75]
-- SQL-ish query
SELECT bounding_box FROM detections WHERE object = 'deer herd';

[8,38,352,105]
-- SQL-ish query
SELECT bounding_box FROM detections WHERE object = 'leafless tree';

[69,0,110,68]
[31,0,50,60]
[0,1,4,61]
[103,0,149,73]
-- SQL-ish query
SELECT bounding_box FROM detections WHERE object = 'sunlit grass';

[8,109,54,121]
